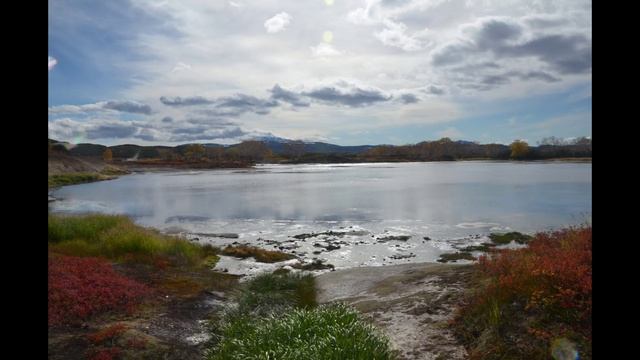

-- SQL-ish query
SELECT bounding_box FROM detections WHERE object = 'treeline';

[49,136,591,166]
[357,137,592,162]
[48,140,276,168]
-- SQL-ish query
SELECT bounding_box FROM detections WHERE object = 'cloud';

[310,43,343,57]
[48,56,58,71]
[160,96,215,106]
[49,100,153,116]
[168,127,247,142]
[432,18,591,75]
[160,94,278,115]
[161,116,174,123]
[264,12,292,33]
[301,80,392,107]
[48,116,251,144]
[103,100,152,115]
[269,84,310,107]
[398,93,419,104]
[374,20,430,51]
[421,85,445,95]
[85,123,138,139]
[171,62,191,72]
[436,127,463,139]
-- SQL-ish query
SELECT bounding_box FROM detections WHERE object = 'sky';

[48,0,591,146]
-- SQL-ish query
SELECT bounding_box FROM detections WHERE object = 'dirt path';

[316,262,473,360]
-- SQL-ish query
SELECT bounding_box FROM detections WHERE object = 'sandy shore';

[316,262,473,360]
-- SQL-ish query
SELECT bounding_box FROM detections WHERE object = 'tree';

[102,148,113,162]
[510,140,529,159]
[229,141,272,161]
[184,144,205,160]
[282,141,306,160]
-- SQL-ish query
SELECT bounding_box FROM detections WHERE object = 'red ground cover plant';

[87,323,128,345]
[86,347,122,360]
[455,226,592,359]
[48,255,152,326]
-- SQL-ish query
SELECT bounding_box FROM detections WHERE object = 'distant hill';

[48,136,591,164]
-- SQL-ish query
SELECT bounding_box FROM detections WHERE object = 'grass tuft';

[221,244,295,263]
[488,231,533,245]
[207,303,394,360]
[48,214,219,266]
[454,226,591,359]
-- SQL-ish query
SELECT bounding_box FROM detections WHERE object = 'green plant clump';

[207,303,394,360]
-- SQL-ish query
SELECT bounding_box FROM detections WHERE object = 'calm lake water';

[50,161,591,271]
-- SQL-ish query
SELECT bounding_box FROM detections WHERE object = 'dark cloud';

[269,84,310,107]
[103,100,152,115]
[216,94,278,109]
[160,93,279,116]
[134,128,159,141]
[423,85,445,95]
[523,16,566,28]
[85,123,138,139]
[431,43,475,67]
[431,19,592,76]
[161,116,174,123]
[380,0,412,8]
[506,35,591,74]
[302,82,391,107]
[169,127,246,142]
[399,93,419,104]
[474,19,523,49]
[172,127,207,135]
[160,96,214,106]
[186,118,237,127]
[516,71,560,82]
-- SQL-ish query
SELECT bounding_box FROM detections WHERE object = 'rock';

[423,236,431,240]
[377,235,412,242]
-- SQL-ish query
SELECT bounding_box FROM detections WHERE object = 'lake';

[50,161,592,271]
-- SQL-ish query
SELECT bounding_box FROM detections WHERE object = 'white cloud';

[310,43,343,57]
[48,56,58,71]
[49,0,591,145]
[264,12,292,33]
[374,20,431,51]
[171,62,191,72]
[437,126,463,139]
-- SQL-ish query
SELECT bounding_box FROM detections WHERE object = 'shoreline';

[316,261,473,359]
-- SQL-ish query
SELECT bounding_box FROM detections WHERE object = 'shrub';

[87,323,129,345]
[48,255,152,326]
[235,272,317,316]
[48,214,219,266]
[221,244,295,263]
[86,347,122,360]
[207,303,394,360]
[454,226,591,359]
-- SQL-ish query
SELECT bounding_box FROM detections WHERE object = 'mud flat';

[316,262,473,360]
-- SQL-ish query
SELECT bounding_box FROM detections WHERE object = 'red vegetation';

[87,323,128,345]
[86,347,122,360]
[48,255,152,326]
[478,226,592,337]
[456,226,592,358]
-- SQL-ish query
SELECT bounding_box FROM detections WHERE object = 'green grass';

[48,173,107,188]
[488,231,532,245]
[236,272,317,314]
[206,273,394,359]
[221,244,296,263]
[206,303,394,360]
[48,214,218,266]
[437,252,477,263]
